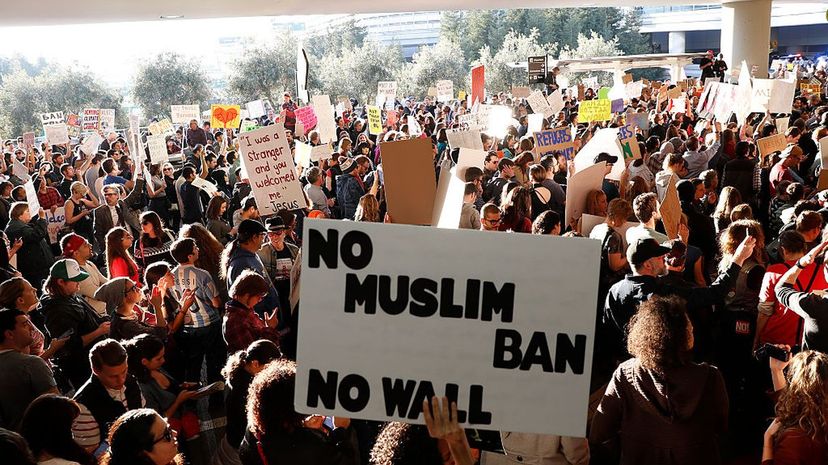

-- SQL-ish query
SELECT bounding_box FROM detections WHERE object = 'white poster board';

[312,95,337,144]
[13,159,30,182]
[246,100,267,119]
[239,124,307,214]
[191,176,218,196]
[446,128,484,151]
[436,80,454,102]
[45,207,66,244]
[527,90,553,119]
[80,133,103,157]
[99,109,116,131]
[573,128,624,180]
[377,81,398,104]
[45,123,69,145]
[565,162,607,227]
[146,134,169,164]
[296,220,599,436]
[170,105,200,124]
[24,180,40,216]
[40,111,65,127]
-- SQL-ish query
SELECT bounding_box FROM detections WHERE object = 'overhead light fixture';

[160,15,184,19]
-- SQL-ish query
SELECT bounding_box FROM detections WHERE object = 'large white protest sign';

[45,123,70,145]
[436,80,453,102]
[573,128,623,179]
[129,113,141,135]
[45,207,66,244]
[170,105,200,124]
[377,81,398,104]
[80,133,103,157]
[527,114,544,134]
[246,100,267,119]
[297,220,599,436]
[40,111,65,127]
[82,109,100,131]
[312,95,337,144]
[148,119,174,136]
[446,128,484,151]
[565,162,607,227]
[239,124,307,215]
[99,109,116,131]
[146,135,169,164]
[751,78,796,114]
[13,158,30,182]
[191,176,218,196]
[24,180,40,215]
[294,142,312,169]
[311,144,331,162]
[547,89,564,116]
[527,90,552,119]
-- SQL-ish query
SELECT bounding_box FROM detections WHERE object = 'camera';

[753,343,799,362]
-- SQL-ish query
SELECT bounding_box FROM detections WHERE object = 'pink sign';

[294,106,317,131]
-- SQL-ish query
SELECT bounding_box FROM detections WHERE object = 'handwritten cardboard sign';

[367,106,383,135]
[40,111,64,127]
[534,126,574,159]
[757,134,787,161]
[82,109,99,131]
[380,138,437,225]
[578,99,611,123]
[171,105,200,124]
[211,104,242,129]
[294,106,318,132]
[239,124,307,215]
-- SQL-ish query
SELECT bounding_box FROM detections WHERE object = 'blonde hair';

[354,194,380,223]
[775,351,828,444]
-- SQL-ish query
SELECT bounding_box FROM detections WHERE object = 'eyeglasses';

[163,168,173,171]
[153,425,174,444]
[484,217,502,224]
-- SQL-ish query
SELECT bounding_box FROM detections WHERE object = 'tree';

[0,64,123,137]
[398,40,466,98]
[228,35,296,104]
[461,10,507,63]
[559,32,623,87]
[132,53,212,120]
[440,11,466,43]
[476,29,557,94]
[306,18,368,58]
[311,42,404,104]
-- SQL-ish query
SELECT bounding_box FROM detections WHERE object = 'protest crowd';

[2,48,828,465]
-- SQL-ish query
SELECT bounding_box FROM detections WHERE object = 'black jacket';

[720,157,756,203]
[74,374,143,442]
[40,294,107,388]
[239,426,358,465]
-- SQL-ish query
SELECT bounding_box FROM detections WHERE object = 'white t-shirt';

[40,458,81,465]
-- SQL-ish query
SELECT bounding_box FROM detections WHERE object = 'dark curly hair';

[100,409,183,465]
[626,295,692,376]
[247,359,302,435]
[369,422,443,465]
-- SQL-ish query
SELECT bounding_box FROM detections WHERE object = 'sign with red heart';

[211,104,241,129]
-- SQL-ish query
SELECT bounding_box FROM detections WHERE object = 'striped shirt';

[173,264,220,328]
[72,389,146,453]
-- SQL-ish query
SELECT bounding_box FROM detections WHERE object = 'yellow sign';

[458,90,467,101]
[801,83,822,95]
[210,104,241,129]
[367,105,383,135]
[578,99,612,123]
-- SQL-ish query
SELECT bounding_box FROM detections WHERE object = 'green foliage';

[310,41,404,104]
[559,32,624,87]
[132,52,212,120]
[0,65,123,137]
[398,40,467,98]
[228,34,297,104]
[306,18,368,58]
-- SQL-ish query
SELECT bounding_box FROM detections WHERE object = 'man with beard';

[599,236,756,376]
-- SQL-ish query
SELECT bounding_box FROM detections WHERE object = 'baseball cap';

[49,259,89,282]
[61,234,87,258]
[593,152,619,165]
[238,219,267,236]
[627,238,672,267]
[266,216,287,232]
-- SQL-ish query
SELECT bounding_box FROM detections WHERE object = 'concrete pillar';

[668,31,686,54]
[721,0,771,78]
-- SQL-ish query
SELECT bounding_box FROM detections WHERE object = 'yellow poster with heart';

[211,104,242,129]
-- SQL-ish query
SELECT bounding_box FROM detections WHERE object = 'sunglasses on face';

[153,425,174,444]
[484,217,501,224]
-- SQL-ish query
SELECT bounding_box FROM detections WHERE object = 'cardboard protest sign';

[82,109,99,131]
[377,81,398,105]
[240,120,259,133]
[294,106,318,132]
[426,87,438,98]
[757,134,787,161]
[819,136,828,170]
[367,106,383,135]
[751,79,796,114]
[171,105,200,124]
[565,162,607,227]
[44,207,66,244]
[446,128,484,151]
[436,80,453,102]
[669,97,686,114]
[776,117,790,135]
[547,89,564,116]
[311,145,331,162]
[511,87,530,99]
[13,158,30,182]
[659,175,681,239]
[801,83,821,96]
[239,124,307,215]
[296,220,599,435]
[618,124,641,162]
[40,111,64,127]
[246,100,266,119]
[527,90,552,119]
[191,176,218,196]
[294,142,312,169]
[66,113,81,138]
[80,133,103,157]
[621,73,633,84]
[573,128,622,173]
[578,99,611,123]
[24,180,40,216]
[211,104,241,130]
[99,109,115,131]
[380,138,437,225]
[471,65,485,105]
[22,132,35,149]
[818,170,828,191]
[667,86,682,100]
[45,123,69,145]
[312,95,337,144]
[148,119,174,136]
[534,127,574,159]
[527,114,544,134]
[146,135,168,164]
[432,148,487,229]
[626,111,649,132]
